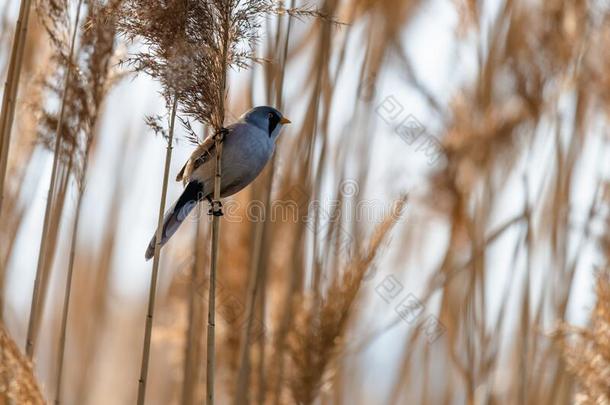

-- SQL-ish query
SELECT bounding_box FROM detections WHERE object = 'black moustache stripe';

[268,113,280,136]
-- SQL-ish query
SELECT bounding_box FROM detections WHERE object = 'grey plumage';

[145,106,290,260]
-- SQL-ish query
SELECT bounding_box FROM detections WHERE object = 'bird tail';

[145,181,205,261]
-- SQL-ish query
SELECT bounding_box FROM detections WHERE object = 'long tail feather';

[145,181,205,260]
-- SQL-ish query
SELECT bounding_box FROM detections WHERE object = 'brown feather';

[175,162,186,182]
[179,134,218,185]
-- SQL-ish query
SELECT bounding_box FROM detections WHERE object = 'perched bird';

[145,106,290,260]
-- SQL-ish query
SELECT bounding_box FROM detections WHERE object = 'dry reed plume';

[51,1,123,403]
[561,270,610,405]
[0,323,44,404]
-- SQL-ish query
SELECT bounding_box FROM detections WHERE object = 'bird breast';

[190,124,274,198]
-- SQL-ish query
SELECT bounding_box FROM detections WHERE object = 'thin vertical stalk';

[0,0,33,215]
[26,0,84,359]
[137,95,178,405]
[255,268,267,405]
[182,266,198,405]
[206,143,221,405]
[182,124,210,405]
[54,163,86,405]
[234,214,266,405]
[181,219,206,405]
[74,133,134,405]
[206,127,225,405]
[206,3,231,403]
[236,6,295,402]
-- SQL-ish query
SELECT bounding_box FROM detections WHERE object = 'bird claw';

[208,200,223,216]
[215,127,228,142]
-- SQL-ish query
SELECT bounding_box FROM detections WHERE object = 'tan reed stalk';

[206,131,222,405]
[0,332,5,402]
[54,155,88,405]
[137,94,179,405]
[73,132,137,405]
[234,210,266,405]
[270,217,308,405]
[256,23,296,405]
[255,258,267,405]
[35,134,75,342]
[270,13,333,403]
[26,0,84,359]
[0,0,33,215]
[182,124,209,404]
[235,6,295,402]
[0,32,46,317]
[181,220,206,405]
[55,133,101,404]
[199,3,332,394]
[206,2,232,402]
[182,281,198,404]
[252,14,292,398]
[53,0,120,398]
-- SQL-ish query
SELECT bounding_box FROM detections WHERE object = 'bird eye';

[268,112,273,120]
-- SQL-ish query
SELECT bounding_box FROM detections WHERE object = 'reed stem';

[0,0,33,216]
[234,214,265,405]
[53,161,87,405]
[181,220,205,405]
[137,95,178,405]
[206,126,224,405]
[206,3,231,403]
[26,0,84,359]
[235,7,294,400]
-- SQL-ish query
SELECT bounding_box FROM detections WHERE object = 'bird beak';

[280,117,291,124]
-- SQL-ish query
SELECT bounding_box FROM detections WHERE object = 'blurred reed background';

[0,0,609,404]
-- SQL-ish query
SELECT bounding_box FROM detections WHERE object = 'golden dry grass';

[0,323,44,404]
[561,270,610,405]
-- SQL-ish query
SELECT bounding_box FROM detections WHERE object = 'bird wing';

[176,131,223,184]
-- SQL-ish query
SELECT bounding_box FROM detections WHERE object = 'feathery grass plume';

[0,324,45,404]
[26,0,85,360]
[287,197,407,405]
[560,269,610,404]
[119,0,330,131]
[35,0,91,180]
[0,0,34,215]
[559,181,610,404]
[53,1,123,403]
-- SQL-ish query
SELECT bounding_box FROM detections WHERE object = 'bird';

[145,106,290,260]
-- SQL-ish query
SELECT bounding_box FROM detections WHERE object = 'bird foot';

[208,200,223,216]
[214,127,228,142]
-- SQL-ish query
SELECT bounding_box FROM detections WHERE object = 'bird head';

[241,106,291,141]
